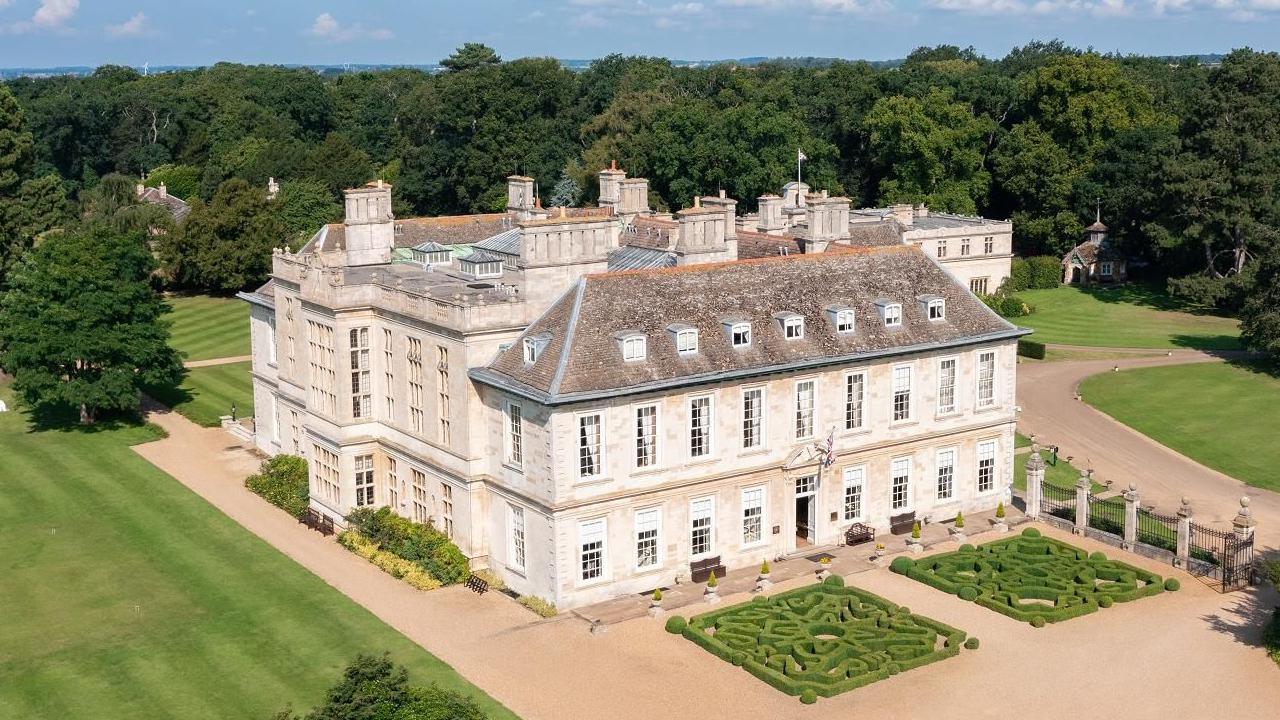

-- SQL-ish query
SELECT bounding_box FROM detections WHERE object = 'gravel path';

[131,403,1280,720]
[183,354,252,368]
[1016,349,1280,552]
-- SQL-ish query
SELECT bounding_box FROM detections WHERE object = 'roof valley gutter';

[470,326,1033,407]
[548,279,586,397]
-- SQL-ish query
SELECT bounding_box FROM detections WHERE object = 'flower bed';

[673,576,968,701]
[343,506,470,585]
[890,527,1168,626]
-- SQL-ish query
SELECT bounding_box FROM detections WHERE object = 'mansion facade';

[240,170,1024,609]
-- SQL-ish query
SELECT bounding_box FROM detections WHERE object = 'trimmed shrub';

[1098,595,1114,608]
[1164,578,1180,591]
[760,559,770,575]
[665,616,687,634]
[652,588,663,602]
[959,543,976,553]
[345,507,469,585]
[890,556,915,574]
[958,586,979,601]
[911,521,921,539]
[964,637,980,650]
[1090,551,1108,561]
[338,531,442,591]
[1027,255,1063,288]
[885,663,900,675]
[1008,257,1032,292]
[1017,339,1047,359]
[800,689,817,704]
[707,570,718,588]
[1022,527,1041,539]
[999,295,1032,318]
[519,595,557,618]
[244,455,309,518]
[1030,616,1046,628]
[824,574,845,588]
[995,502,1006,519]
[954,512,965,529]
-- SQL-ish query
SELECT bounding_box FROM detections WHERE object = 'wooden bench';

[465,575,489,594]
[845,523,876,546]
[889,511,917,536]
[689,556,726,584]
[302,508,322,530]
[317,514,335,537]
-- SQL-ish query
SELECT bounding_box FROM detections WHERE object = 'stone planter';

[648,599,665,618]
[949,527,967,544]
[992,519,1009,534]
[755,572,772,592]
[705,586,721,604]
[816,567,831,581]
[907,538,924,554]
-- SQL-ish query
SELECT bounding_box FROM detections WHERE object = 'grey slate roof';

[474,227,521,256]
[472,245,1028,404]
[461,249,503,264]
[608,245,676,272]
[411,241,451,253]
[139,187,191,223]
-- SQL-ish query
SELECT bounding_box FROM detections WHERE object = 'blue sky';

[0,0,1277,67]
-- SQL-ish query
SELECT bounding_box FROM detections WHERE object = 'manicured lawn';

[0,381,515,720]
[166,294,250,362]
[1012,284,1240,350]
[1012,451,1103,493]
[891,529,1169,626]
[1080,361,1280,492]
[675,579,968,701]
[146,362,254,427]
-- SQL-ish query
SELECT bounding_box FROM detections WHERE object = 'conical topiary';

[760,559,770,575]
[911,521,921,539]
[652,588,663,602]
[995,502,1006,519]
[955,511,965,529]
[707,570,718,588]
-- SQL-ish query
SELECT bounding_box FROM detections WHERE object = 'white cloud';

[2,0,78,34]
[716,0,887,11]
[308,12,393,42]
[106,12,148,38]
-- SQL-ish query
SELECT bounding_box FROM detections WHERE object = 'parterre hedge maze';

[667,576,970,703]
[891,527,1170,626]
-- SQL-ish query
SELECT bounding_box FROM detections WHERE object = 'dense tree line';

[1,42,1278,353]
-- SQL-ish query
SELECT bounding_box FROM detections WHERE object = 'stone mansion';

[240,169,1023,609]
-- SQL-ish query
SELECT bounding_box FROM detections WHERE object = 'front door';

[794,474,817,548]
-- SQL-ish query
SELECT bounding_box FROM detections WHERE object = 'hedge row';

[891,528,1165,626]
[244,455,310,518]
[338,530,442,591]
[345,506,470,585]
[678,576,968,701]
[1017,339,1047,359]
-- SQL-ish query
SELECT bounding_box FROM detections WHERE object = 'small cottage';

[1062,212,1126,285]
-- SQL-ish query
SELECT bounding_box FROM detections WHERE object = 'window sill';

[741,539,768,550]
[738,447,770,459]
[502,462,524,475]
[935,410,961,420]
[889,420,919,430]
[974,404,1001,415]
[504,566,527,579]
[839,427,871,438]
[684,457,717,469]
[632,466,665,478]
[632,565,665,577]
[575,577,612,590]
[572,477,613,489]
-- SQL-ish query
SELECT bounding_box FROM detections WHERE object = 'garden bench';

[845,523,876,546]
[317,514,335,537]
[465,575,489,594]
[302,508,322,530]
[689,556,725,584]
[890,511,916,536]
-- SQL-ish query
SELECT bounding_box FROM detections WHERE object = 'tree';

[162,178,285,291]
[0,224,182,423]
[276,178,341,247]
[0,84,36,285]
[1240,244,1280,359]
[303,133,376,198]
[548,170,580,208]
[142,163,201,200]
[440,43,501,73]
[274,654,487,720]
[865,88,992,213]
[991,121,1078,255]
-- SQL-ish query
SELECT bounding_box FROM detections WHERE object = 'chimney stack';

[507,175,536,219]
[804,192,851,250]
[890,204,914,228]
[757,195,785,235]
[701,192,738,240]
[267,177,280,200]
[598,161,626,210]
[158,183,168,200]
[343,181,395,266]
[617,177,649,215]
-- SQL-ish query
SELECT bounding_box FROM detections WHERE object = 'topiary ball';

[889,556,915,574]
[964,637,980,650]
[958,586,979,601]
[1022,527,1042,539]
[1089,551,1107,561]
[1030,616,1046,628]
[886,662,901,675]
[731,652,746,666]
[959,543,976,553]
[752,594,769,604]
[1097,595,1114,608]
[800,689,818,705]
[664,616,687,634]
[1164,578,1180,591]
[824,574,845,587]
[896,606,911,616]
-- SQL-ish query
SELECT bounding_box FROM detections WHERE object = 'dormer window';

[783,315,804,340]
[876,301,902,328]
[621,334,647,362]
[826,305,855,334]
[411,241,451,266]
[927,298,946,321]
[522,335,549,365]
[677,328,699,355]
[730,322,752,348]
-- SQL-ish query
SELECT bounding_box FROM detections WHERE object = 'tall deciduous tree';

[440,43,502,74]
[276,178,341,247]
[162,178,285,292]
[0,224,182,423]
[1240,243,1280,359]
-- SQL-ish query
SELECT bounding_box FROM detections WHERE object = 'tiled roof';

[1065,239,1122,265]
[625,216,677,250]
[474,246,1026,403]
[735,229,803,259]
[461,249,503,264]
[300,214,517,253]
[474,227,521,256]
[139,187,191,222]
[842,222,904,247]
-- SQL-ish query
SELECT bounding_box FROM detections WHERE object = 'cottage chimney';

[756,195,785,235]
[136,182,145,198]
[158,183,168,200]
[674,202,728,265]
[343,181,395,266]
[267,177,280,200]
[782,181,810,209]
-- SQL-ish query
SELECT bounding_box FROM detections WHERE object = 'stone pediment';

[783,443,825,471]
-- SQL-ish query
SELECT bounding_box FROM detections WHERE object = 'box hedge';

[345,506,470,585]
[244,454,309,518]
[1017,339,1047,360]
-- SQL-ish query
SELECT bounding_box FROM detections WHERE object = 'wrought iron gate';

[1188,521,1254,592]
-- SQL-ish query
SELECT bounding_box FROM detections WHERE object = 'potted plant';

[648,587,665,617]
[816,556,832,580]
[906,522,924,554]
[874,542,886,558]
[705,571,721,604]
[950,512,967,543]
[994,502,1009,533]
[759,559,771,579]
